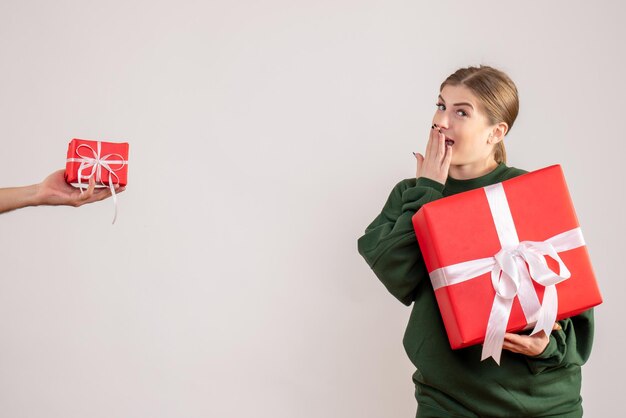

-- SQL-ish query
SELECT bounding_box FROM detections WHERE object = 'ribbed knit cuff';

[400,177,445,212]
[525,329,566,375]
[531,334,558,359]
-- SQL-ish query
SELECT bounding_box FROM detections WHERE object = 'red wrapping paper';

[64,138,129,187]
[412,165,602,350]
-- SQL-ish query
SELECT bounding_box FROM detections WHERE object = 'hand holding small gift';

[37,169,125,207]
[64,138,129,223]
[0,169,124,214]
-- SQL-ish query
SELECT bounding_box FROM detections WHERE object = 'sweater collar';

[443,162,508,195]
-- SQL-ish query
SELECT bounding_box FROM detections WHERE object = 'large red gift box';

[65,138,129,187]
[412,165,602,364]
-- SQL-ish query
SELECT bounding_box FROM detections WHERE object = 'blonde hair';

[439,65,519,164]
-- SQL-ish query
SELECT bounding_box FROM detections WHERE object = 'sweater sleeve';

[357,177,445,306]
[524,308,595,375]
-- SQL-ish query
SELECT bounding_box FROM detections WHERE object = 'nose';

[432,115,449,131]
[432,121,449,132]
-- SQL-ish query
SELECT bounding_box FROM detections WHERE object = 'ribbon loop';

[483,239,574,362]
[492,247,524,299]
[480,185,578,364]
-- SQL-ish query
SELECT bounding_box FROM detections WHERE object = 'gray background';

[1,0,623,417]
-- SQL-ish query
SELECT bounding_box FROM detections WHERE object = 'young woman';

[357,65,594,417]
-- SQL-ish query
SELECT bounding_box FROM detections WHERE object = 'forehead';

[439,84,479,108]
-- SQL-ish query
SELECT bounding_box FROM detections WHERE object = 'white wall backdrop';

[1,1,624,417]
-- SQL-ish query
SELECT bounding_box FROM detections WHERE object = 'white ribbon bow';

[66,141,127,224]
[428,183,585,365]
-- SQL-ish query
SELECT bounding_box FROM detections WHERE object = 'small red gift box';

[65,138,129,188]
[412,165,602,364]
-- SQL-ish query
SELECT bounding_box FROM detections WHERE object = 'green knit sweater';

[357,162,594,418]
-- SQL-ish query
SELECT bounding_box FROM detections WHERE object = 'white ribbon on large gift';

[428,183,586,365]
[66,141,127,224]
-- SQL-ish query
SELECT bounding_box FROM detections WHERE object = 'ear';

[489,122,509,144]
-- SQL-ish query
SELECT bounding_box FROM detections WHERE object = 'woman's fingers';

[442,140,453,169]
[418,124,451,184]
[414,152,424,177]
[502,331,549,356]
[502,333,529,354]
[426,125,446,161]
[437,129,446,158]
[426,125,438,159]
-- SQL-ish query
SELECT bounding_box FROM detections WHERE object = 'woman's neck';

[448,159,500,180]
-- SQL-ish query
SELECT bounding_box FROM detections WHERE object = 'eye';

[436,102,445,111]
[436,102,468,117]
[456,109,468,117]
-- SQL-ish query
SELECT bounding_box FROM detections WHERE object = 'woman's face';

[432,84,498,166]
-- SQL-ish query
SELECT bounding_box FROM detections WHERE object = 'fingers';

[427,124,446,161]
[92,188,113,202]
[76,189,111,206]
[437,129,446,158]
[73,181,124,206]
[418,123,452,184]
[503,332,524,345]
[442,139,453,169]
[88,184,125,203]
[86,175,96,196]
[75,177,95,204]
[414,152,424,177]
[505,330,547,342]
[502,333,529,354]
[502,331,549,356]
[425,124,437,159]
[502,341,519,353]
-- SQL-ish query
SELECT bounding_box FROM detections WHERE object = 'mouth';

[445,137,455,146]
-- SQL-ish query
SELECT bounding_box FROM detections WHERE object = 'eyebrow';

[438,95,474,110]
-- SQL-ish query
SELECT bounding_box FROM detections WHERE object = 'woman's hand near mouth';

[414,126,453,185]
